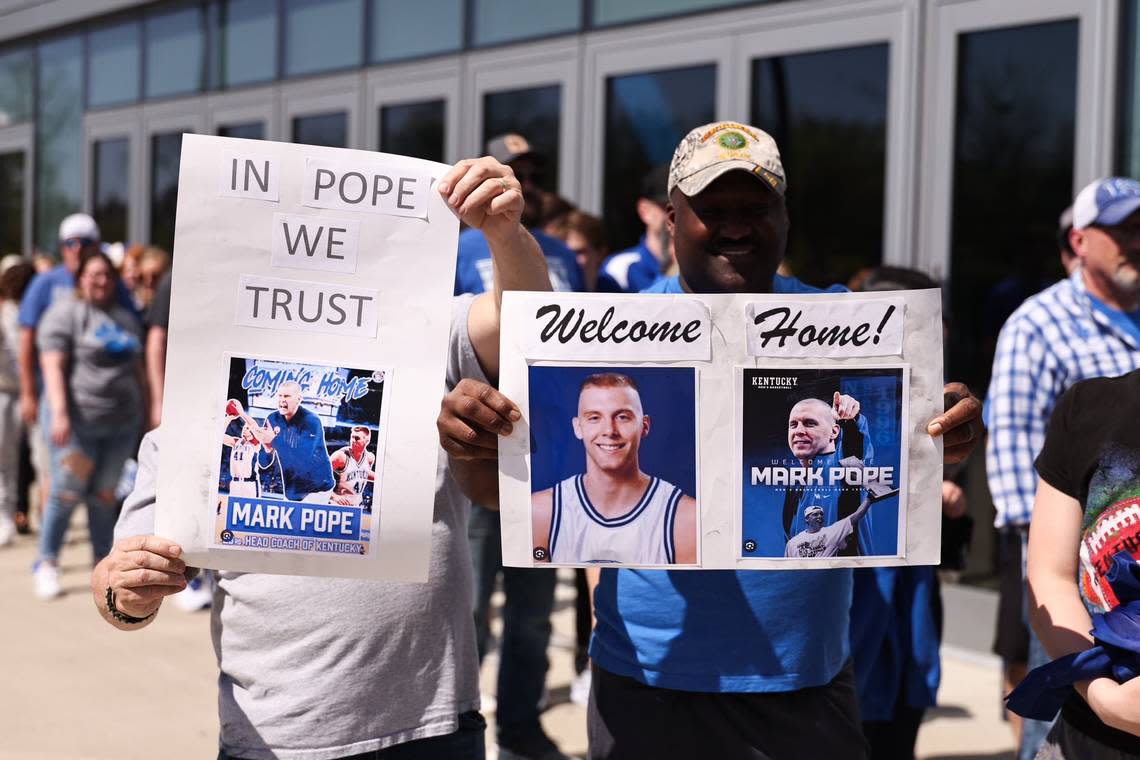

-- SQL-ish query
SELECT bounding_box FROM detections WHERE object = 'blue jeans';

[219,711,485,759]
[469,504,557,751]
[37,415,139,564]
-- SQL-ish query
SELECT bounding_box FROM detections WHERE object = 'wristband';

[104,586,156,625]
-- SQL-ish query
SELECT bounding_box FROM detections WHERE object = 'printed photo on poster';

[215,356,390,556]
[739,367,907,560]
[529,366,698,566]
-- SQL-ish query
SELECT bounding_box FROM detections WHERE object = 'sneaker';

[0,514,15,547]
[33,562,63,599]
[173,573,213,612]
[570,668,591,707]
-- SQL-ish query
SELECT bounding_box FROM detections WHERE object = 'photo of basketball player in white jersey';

[531,372,697,566]
[222,419,263,498]
[330,426,376,509]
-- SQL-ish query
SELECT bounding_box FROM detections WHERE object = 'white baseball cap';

[1071,177,1140,229]
[58,213,100,243]
[668,121,786,198]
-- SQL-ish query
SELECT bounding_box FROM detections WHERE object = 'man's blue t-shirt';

[453,228,584,295]
[256,406,335,501]
[1088,292,1140,348]
[589,272,856,693]
[597,237,663,293]
[18,265,137,328]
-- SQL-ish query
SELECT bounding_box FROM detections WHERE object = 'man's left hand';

[927,382,983,464]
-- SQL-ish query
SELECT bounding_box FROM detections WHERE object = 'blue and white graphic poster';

[214,357,389,557]
[156,134,456,581]
[739,367,907,560]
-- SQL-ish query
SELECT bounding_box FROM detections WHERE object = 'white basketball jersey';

[337,448,372,499]
[548,474,685,565]
[229,441,256,480]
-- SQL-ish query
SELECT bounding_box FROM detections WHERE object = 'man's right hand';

[437,379,520,461]
[98,535,188,619]
[19,391,37,426]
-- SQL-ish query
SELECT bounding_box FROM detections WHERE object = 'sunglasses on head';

[64,237,98,248]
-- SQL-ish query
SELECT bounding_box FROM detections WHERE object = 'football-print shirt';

[1036,368,1140,615]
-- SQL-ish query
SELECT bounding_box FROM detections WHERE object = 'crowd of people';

[2,117,1137,760]
[0,212,174,600]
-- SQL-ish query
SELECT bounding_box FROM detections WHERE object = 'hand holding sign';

[832,391,860,420]
[438,157,523,241]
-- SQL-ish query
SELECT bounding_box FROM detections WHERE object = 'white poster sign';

[519,294,712,361]
[745,297,905,357]
[156,134,458,581]
[497,289,944,570]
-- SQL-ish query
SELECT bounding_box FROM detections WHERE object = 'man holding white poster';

[91,151,554,760]
[439,121,983,759]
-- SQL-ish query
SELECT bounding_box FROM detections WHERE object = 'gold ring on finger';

[499,177,510,192]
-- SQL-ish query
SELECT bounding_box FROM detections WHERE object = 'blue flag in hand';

[1007,551,1140,720]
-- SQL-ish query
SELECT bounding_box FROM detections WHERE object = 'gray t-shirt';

[116,296,484,760]
[37,296,143,427]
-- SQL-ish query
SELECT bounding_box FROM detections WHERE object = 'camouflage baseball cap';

[668,121,786,198]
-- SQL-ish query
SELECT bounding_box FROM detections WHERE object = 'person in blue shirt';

[454,134,584,296]
[252,380,335,503]
[439,121,983,759]
[598,164,671,293]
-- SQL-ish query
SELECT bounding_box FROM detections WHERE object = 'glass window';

[0,48,33,126]
[594,0,755,26]
[472,0,580,46]
[218,0,278,88]
[92,138,130,245]
[604,65,715,251]
[1117,0,1140,176]
[284,0,363,77]
[483,85,561,193]
[145,4,205,98]
[293,112,348,147]
[380,100,445,162]
[88,19,141,108]
[151,131,185,253]
[751,44,889,289]
[35,35,84,251]
[949,20,1077,391]
[0,151,25,254]
[218,122,266,140]
[370,0,462,62]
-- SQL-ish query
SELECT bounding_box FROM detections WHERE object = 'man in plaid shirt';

[986,176,1140,759]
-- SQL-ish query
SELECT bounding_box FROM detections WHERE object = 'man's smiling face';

[573,384,649,475]
[668,171,788,294]
[787,399,839,460]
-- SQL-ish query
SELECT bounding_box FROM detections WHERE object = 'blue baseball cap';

[1072,177,1140,229]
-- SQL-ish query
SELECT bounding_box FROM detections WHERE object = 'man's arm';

[17,326,38,425]
[930,381,983,465]
[984,320,1053,524]
[532,489,553,562]
[145,325,167,429]
[437,158,550,383]
[673,495,697,564]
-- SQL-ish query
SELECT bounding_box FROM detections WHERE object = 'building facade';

[0,0,1133,389]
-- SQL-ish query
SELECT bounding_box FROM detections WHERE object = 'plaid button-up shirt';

[985,268,1140,528]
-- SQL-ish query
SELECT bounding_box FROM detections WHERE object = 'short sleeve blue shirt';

[589,272,856,693]
[18,265,138,328]
[453,228,585,295]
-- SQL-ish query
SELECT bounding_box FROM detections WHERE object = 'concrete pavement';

[2,518,1014,759]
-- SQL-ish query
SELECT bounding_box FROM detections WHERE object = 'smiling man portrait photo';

[531,371,696,565]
